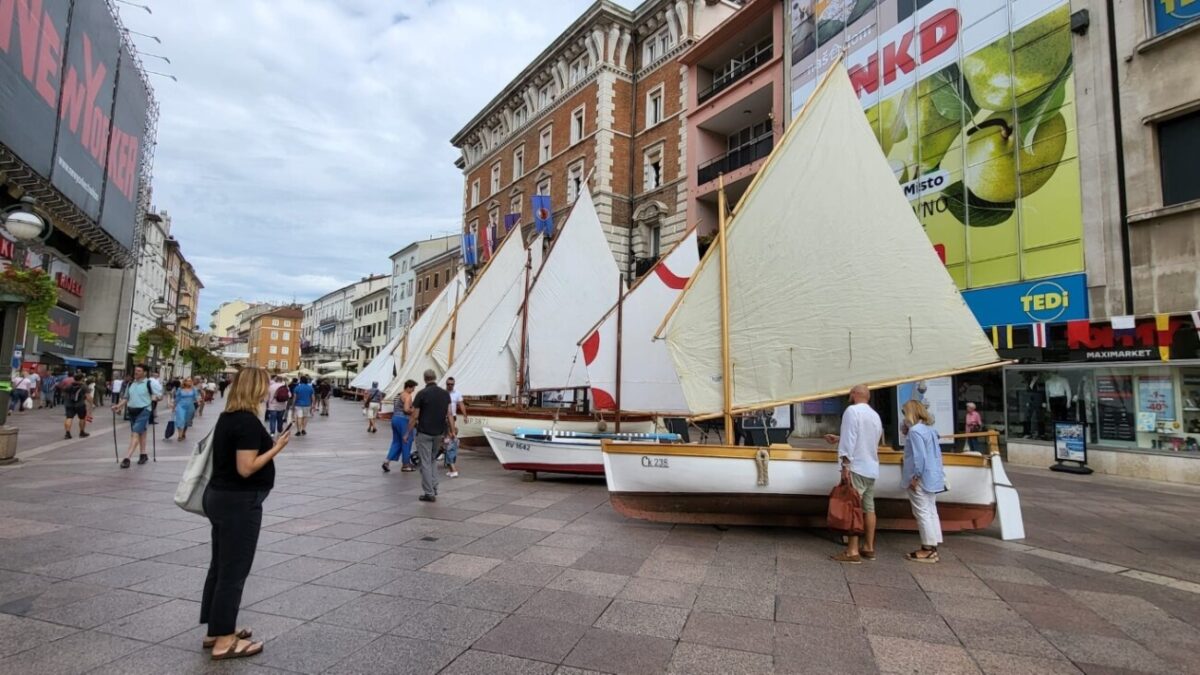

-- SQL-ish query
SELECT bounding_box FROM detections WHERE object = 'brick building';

[413,248,461,320]
[247,306,303,372]
[451,0,741,280]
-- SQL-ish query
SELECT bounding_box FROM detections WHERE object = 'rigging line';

[909,316,914,354]
[789,347,794,384]
[848,330,853,366]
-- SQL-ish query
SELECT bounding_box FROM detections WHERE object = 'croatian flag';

[503,213,520,233]
[532,195,553,237]
[1031,322,1049,348]
[1111,315,1136,343]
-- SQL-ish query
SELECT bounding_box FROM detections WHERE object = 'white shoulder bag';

[174,429,215,516]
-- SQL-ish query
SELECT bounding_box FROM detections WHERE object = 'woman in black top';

[201,367,289,661]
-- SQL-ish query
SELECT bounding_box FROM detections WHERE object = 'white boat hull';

[484,428,607,475]
[458,411,655,447]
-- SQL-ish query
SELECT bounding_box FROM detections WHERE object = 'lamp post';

[0,201,51,460]
[147,297,172,377]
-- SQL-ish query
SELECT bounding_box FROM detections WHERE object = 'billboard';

[32,305,80,354]
[790,0,1083,290]
[0,0,149,252]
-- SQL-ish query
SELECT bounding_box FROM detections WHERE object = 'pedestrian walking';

[110,376,124,406]
[444,377,468,478]
[266,376,290,436]
[27,369,41,408]
[901,400,945,563]
[10,370,33,413]
[825,384,883,564]
[111,364,163,468]
[362,381,383,433]
[291,376,314,436]
[200,367,288,661]
[174,378,199,442]
[406,370,454,502]
[964,402,983,453]
[218,375,229,399]
[203,378,218,412]
[62,371,91,439]
[383,379,417,473]
[316,379,332,416]
[41,369,57,408]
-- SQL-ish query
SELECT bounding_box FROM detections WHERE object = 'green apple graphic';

[904,83,960,174]
[961,6,1072,111]
[965,111,1067,203]
[865,96,905,155]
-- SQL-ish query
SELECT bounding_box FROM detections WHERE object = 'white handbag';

[22,396,33,410]
[174,429,215,516]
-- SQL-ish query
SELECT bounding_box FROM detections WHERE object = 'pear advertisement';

[790,0,1084,290]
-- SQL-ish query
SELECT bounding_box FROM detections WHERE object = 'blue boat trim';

[511,427,681,442]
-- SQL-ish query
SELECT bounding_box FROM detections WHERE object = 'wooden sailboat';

[601,63,1025,538]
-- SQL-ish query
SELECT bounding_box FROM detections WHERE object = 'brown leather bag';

[827,475,865,535]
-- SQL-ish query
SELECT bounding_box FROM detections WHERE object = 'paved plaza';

[0,399,1198,674]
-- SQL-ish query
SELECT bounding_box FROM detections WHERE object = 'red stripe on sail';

[582,331,600,365]
[654,264,688,290]
[591,387,616,410]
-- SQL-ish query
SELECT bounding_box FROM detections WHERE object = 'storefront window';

[1005,364,1200,454]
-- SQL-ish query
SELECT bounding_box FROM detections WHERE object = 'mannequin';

[1024,374,1046,438]
[1045,372,1072,423]
[1078,375,1097,443]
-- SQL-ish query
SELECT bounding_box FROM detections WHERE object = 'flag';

[1156,313,1171,361]
[990,325,1013,350]
[462,231,477,266]
[1191,310,1200,337]
[503,213,520,233]
[1111,315,1135,343]
[1031,322,1048,348]
[532,195,553,236]
[480,217,493,262]
[1066,320,1093,349]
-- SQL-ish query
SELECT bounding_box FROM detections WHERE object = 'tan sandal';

[859,549,876,560]
[906,549,939,563]
[204,628,252,649]
[831,551,862,564]
[211,638,263,661]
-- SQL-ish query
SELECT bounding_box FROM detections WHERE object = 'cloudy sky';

[119,0,638,323]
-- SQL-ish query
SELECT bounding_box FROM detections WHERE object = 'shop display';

[1096,374,1136,443]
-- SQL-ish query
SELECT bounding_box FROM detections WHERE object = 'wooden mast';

[447,282,461,366]
[515,246,532,410]
[614,273,624,433]
[717,175,734,443]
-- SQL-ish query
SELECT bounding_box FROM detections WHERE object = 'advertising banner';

[32,306,80,354]
[1137,375,1175,422]
[99,45,148,250]
[960,272,1087,327]
[790,0,1084,291]
[1096,374,1135,442]
[1053,420,1086,463]
[0,0,73,176]
[896,376,954,445]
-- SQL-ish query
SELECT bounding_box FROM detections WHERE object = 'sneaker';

[64,431,72,440]
[447,471,459,478]
[120,458,130,469]
[418,494,436,502]
[79,432,89,438]
[137,454,149,465]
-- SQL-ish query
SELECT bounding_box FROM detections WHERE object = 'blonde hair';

[902,399,933,427]
[225,368,269,414]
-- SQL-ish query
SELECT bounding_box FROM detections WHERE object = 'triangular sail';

[580,230,699,413]
[524,188,622,391]
[350,332,403,390]
[383,270,467,398]
[446,236,544,397]
[429,229,527,371]
[666,64,1003,416]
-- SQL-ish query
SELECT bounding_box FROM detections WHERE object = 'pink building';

[681,0,786,236]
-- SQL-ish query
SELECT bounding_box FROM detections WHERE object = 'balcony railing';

[698,43,773,103]
[697,133,774,186]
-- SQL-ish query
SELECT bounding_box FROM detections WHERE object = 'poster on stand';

[897,377,954,445]
[1054,421,1086,463]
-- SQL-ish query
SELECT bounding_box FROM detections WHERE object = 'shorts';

[367,402,380,419]
[64,405,86,420]
[295,406,311,419]
[129,407,151,434]
[850,472,876,513]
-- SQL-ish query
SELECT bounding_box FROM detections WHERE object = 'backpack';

[67,381,85,405]
[274,385,291,402]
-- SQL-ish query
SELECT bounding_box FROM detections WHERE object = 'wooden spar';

[516,246,532,410]
[717,175,734,443]
[400,329,409,364]
[447,282,461,366]
[614,273,623,433]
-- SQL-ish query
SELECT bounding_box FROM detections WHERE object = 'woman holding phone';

[200,367,289,660]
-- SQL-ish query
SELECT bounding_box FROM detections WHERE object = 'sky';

[119,0,641,325]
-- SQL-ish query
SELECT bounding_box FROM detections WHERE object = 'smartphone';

[282,422,294,435]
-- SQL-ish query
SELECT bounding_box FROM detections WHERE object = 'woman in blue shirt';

[173,377,199,442]
[901,400,945,563]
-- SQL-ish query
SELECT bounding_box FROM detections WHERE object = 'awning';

[316,361,344,372]
[47,353,98,368]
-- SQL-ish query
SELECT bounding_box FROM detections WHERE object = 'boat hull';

[484,428,607,475]
[601,442,1002,532]
[458,407,655,447]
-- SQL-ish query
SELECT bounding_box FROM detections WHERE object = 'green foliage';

[134,326,178,361]
[181,345,226,375]
[0,267,59,341]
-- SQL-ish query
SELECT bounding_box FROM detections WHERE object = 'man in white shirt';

[825,384,883,564]
[443,377,468,478]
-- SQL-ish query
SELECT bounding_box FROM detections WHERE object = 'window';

[284,320,292,328]
[433,274,439,289]
[401,260,407,273]
[283,346,290,355]
[643,27,674,64]
[272,319,280,327]
[567,161,585,203]
[569,54,589,86]
[728,120,772,152]
[268,360,277,369]
[471,179,480,206]
[647,86,664,127]
[571,105,585,144]
[269,345,278,355]
[647,222,662,258]
[281,361,288,370]
[270,330,279,340]
[1151,0,1200,36]
[283,331,290,341]
[539,126,553,163]
[513,146,525,178]
[491,162,501,194]
[644,145,664,190]
[537,178,551,197]
[510,195,523,217]
[1159,110,1200,206]
[538,83,554,109]
[514,105,528,128]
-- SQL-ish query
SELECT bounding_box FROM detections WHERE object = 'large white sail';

[446,236,544,397]
[383,270,467,398]
[428,229,527,371]
[665,64,1003,416]
[524,188,622,391]
[580,230,699,413]
[350,332,402,390]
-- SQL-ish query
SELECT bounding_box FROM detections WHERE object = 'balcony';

[697,41,772,104]
[697,133,774,186]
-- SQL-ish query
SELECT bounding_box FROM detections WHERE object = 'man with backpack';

[111,364,163,468]
[266,376,291,436]
[362,381,383,433]
[62,371,91,439]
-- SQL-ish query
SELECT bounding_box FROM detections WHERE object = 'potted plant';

[0,267,59,341]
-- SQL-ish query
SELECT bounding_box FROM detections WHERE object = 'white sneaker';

[447,471,459,478]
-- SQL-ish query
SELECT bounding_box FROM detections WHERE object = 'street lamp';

[146,297,172,375]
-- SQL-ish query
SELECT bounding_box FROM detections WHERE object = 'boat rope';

[908,316,914,353]
[789,347,794,383]
[755,448,769,486]
[847,330,853,365]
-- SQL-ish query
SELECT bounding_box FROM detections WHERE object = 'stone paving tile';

[616,577,698,610]
[441,649,558,675]
[311,562,404,592]
[869,635,982,674]
[571,550,646,576]
[850,581,937,615]
[124,564,208,600]
[595,599,689,640]
[689,584,774,620]
[538,532,597,550]
[483,560,565,588]
[26,588,170,629]
[254,554,350,583]
[459,527,550,559]
[969,649,1083,675]
[516,545,589,567]
[666,642,774,675]
[915,573,1003,599]
[564,627,676,675]
[245,583,362,620]
[948,617,1075,660]
[475,614,590,663]
[307,539,394,562]
[0,613,78,658]
[0,579,110,616]
[253,622,381,674]
[680,611,775,655]
[516,588,614,626]
[775,595,860,628]
[73,559,189,589]
[777,572,854,602]
[0,629,143,675]
[235,575,301,606]
[391,602,507,646]
[421,552,505,579]
[929,592,1027,624]
[364,545,448,570]
[548,568,629,598]
[859,606,961,645]
[986,580,1079,606]
[774,621,878,673]
[147,543,212,568]
[94,597,200,643]
[1040,631,1174,674]
[445,579,540,613]
[635,558,709,585]
[315,592,432,633]
[1009,601,1127,637]
[84,644,210,675]
[38,552,136,580]
[373,569,471,601]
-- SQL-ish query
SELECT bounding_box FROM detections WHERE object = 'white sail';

[383,270,467,398]
[524,188,622,391]
[446,236,544,397]
[665,64,1003,416]
[580,230,699,413]
[350,332,402,390]
[429,229,527,371]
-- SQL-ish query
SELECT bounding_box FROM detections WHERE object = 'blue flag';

[532,195,553,237]
[461,231,477,266]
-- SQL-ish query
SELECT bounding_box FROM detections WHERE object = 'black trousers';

[200,487,268,636]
